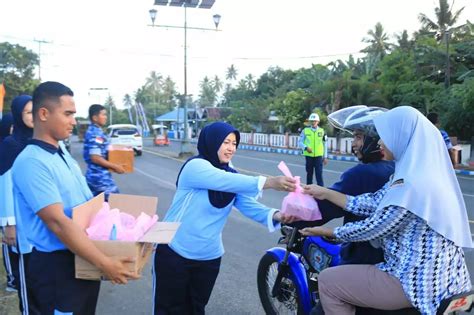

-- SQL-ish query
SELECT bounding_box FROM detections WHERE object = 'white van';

[107,124,143,156]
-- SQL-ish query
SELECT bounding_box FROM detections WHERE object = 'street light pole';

[182,5,191,154]
[148,2,221,157]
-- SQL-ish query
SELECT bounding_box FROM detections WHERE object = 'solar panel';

[153,0,215,8]
[198,0,215,9]
[169,0,185,7]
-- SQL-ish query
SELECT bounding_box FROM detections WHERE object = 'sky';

[1,0,473,118]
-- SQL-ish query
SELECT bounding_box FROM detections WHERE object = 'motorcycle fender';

[266,247,313,314]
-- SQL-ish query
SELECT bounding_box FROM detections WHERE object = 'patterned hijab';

[176,122,240,208]
[374,106,472,248]
[0,95,33,175]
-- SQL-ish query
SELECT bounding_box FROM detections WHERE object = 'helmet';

[308,113,320,121]
[328,105,388,163]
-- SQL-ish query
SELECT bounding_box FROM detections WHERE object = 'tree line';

[1,0,473,140]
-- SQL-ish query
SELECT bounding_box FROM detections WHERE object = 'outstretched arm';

[38,203,138,284]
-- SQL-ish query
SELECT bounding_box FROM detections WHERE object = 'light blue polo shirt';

[12,140,93,252]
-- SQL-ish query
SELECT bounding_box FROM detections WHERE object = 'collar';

[29,139,60,154]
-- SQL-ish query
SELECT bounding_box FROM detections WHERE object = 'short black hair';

[32,81,74,119]
[427,112,439,125]
[88,104,106,121]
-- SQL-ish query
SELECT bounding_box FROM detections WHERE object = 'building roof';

[155,108,196,122]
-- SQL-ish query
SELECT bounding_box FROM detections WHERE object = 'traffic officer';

[299,113,327,186]
[83,104,124,200]
[12,82,137,314]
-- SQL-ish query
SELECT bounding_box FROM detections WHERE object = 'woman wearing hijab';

[300,106,472,315]
[153,122,297,314]
[0,95,38,314]
[0,112,13,141]
[0,112,17,293]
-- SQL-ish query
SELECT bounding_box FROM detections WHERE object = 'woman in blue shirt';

[153,122,297,314]
[0,95,37,314]
[300,106,472,315]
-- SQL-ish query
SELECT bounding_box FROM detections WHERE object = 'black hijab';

[0,113,13,141]
[0,95,33,175]
[176,122,241,208]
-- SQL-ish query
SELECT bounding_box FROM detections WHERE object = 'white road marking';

[142,149,474,198]
[134,167,176,189]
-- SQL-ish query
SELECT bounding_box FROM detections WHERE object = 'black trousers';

[305,156,324,186]
[153,244,221,315]
[28,249,100,315]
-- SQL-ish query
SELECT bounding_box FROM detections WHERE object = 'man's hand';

[112,164,126,174]
[299,226,334,237]
[273,211,298,224]
[100,256,140,285]
[264,176,297,192]
[2,226,16,246]
[306,147,313,153]
[323,158,328,166]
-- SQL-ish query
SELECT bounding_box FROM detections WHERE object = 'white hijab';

[374,106,472,248]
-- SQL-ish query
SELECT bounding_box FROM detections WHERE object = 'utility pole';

[444,30,451,89]
[33,39,51,81]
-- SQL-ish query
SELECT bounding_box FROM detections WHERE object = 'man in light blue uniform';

[12,81,137,314]
[83,104,124,199]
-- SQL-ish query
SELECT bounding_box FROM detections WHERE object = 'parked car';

[107,124,143,156]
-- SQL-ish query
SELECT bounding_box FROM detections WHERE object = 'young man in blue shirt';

[12,81,138,314]
[83,104,124,199]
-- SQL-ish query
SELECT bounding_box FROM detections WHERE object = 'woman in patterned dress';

[300,106,472,315]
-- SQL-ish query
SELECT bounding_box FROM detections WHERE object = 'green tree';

[361,22,392,61]
[418,0,464,36]
[199,76,217,108]
[226,64,238,81]
[0,42,40,110]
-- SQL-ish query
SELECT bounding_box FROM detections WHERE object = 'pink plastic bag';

[278,161,321,221]
[86,202,159,241]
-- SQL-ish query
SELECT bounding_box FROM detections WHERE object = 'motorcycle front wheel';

[257,253,305,315]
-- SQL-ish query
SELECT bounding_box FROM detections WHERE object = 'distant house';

[154,107,232,138]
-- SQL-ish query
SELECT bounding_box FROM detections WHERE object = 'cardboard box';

[72,193,179,280]
[108,145,134,173]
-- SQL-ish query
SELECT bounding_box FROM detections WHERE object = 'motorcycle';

[257,225,474,315]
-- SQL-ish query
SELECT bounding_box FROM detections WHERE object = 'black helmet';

[328,105,387,163]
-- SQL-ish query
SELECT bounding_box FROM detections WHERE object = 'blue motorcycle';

[257,225,474,315]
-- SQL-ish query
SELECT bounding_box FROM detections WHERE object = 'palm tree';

[418,0,464,36]
[361,22,392,60]
[123,94,134,124]
[145,71,163,93]
[395,30,414,51]
[199,76,217,107]
[418,0,465,87]
[145,71,164,116]
[226,64,238,81]
[213,75,223,93]
[244,74,255,90]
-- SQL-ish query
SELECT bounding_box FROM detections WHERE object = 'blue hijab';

[0,95,33,175]
[0,113,13,141]
[176,122,241,208]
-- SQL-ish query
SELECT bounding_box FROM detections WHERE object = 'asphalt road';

[69,139,474,315]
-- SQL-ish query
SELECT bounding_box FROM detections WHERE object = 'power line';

[1,34,364,62]
[33,38,52,81]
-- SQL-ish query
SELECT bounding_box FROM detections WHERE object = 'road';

[69,139,474,315]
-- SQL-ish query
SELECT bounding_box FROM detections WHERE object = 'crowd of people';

[0,81,471,315]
